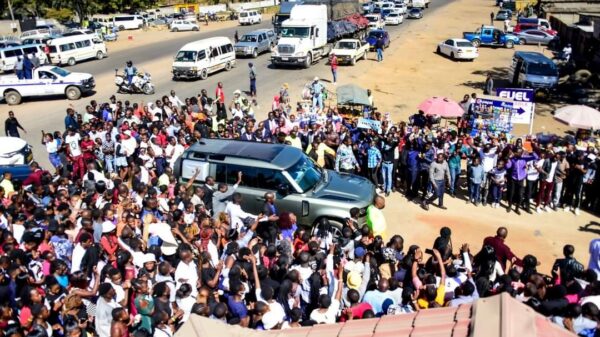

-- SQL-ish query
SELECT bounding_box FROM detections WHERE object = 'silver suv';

[173,139,374,228]
[234,28,277,58]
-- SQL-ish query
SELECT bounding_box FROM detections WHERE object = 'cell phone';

[425,248,434,255]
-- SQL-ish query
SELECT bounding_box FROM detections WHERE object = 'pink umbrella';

[554,105,600,129]
[417,97,465,118]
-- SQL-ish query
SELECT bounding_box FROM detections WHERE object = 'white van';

[92,16,113,27]
[47,35,108,66]
[0,45,47,73]
[239,10,261,25]
[172,37,235,80]
[112,15,145,30]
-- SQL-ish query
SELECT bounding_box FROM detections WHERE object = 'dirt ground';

[335,0,599,272]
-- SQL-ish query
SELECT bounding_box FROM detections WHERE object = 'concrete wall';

[229,0,280,12]
[0,20,21,37]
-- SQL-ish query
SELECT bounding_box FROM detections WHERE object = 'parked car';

[234,28,276,58]
[463,25,519,48]
[393,4,407,14]
[365,29,390,50]
[495,9,512,20]
[436,38,479,60]
[362,2,374,13]
[238,10,261,25]
[0,138,33,165]
[407,8,423,19]
[0,41,20,49]
[173,139,375,228]
[21,38,51,46]
[365,14,385,30]
[330,39,370,65]
[513,23,557,35]
[169,20,199,32]
[385,12,403,25]
[515,29,559,47]
[62,29,98,38]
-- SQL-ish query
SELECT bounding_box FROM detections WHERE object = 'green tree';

[45,7,74,21]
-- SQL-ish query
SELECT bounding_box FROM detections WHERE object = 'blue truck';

[463,25,520,48]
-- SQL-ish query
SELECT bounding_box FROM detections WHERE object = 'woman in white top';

[175,283,196,322]
[42,132,63,174]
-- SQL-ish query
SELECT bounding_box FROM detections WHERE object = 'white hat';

[102,221,116,233]
[233,89,242,95]
[123,130,132,137]
[142,253,156,264]
[261,311,282,330]
[313,76,319,81]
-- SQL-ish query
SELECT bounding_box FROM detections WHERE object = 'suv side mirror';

[315,28,319,38]
[277,184,290,196]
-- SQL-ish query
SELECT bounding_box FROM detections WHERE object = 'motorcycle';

[114,69,155,95]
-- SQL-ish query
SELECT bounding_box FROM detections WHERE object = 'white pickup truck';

[0,66,95,105]
[330,39,370,65]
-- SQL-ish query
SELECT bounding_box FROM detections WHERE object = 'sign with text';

[357,118,382,133]
[496,88,535,125]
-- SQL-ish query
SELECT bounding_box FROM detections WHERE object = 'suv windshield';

[336,41,356,49]
[287,156,322,192]
[175,50,197,62]
[240,35,257,42]
[527,62,557,76]
[281,27,310,38]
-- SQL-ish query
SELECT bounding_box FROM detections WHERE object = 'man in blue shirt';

[124,60,137,86]
[367,140,382,188]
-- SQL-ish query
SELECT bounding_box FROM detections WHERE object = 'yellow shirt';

[0,179,14,194]
[285,136,302,149]
[306,143,335,167]
[417,284,446,309]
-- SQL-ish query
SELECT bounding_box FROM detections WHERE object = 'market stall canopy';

[554,105,600,129]
[337,84,371,106]
[417,97,464,118]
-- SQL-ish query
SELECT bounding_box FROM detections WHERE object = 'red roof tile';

[175,294,576,337]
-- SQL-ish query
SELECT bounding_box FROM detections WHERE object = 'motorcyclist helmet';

[126,60,133,67]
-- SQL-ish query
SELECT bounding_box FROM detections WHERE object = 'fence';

[550,15,600,71]
[229,0,280,12]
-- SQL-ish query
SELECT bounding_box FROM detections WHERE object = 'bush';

[45,8,75,22]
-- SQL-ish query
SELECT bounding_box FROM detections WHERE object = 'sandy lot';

[335,0,600,272]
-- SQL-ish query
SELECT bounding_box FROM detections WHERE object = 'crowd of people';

[0,80,599,337]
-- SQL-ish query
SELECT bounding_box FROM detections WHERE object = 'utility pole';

[7,0,16,21]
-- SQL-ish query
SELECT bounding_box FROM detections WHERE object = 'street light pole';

[7,0,16,21]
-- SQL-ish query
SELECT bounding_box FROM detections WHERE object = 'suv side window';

[255,168,289,190]
[197,50,206,60]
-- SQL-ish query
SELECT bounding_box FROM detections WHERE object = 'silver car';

[516,29,559,47]
[234,28,277,58]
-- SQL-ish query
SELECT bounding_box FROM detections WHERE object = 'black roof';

[186,139,302,169]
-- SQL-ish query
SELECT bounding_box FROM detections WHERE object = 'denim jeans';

[377,48,383,61]
[313,94,323,110]
[491,184,503,203]
[449,166,461,194]
[469,182,481,202]
[382,161,394,193]
[434,179,445,206]
[332,69,337,83]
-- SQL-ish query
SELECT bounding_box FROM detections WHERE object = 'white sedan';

[169,20,199,32]
[385,13,404,25]
[436,38,479,61]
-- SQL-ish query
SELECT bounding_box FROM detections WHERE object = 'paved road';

[5,1,453,167]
